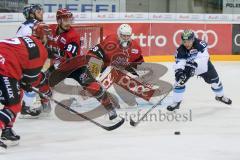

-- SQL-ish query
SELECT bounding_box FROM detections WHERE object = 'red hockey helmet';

[56,8,73,21]
[32,22,51,41]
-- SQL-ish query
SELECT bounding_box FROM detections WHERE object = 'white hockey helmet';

[117,24,132,48]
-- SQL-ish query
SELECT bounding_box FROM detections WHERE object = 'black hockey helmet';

[23,4,43,20]
[181,29,195,41]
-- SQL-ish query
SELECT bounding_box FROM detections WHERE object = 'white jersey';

[174,38,209,76]
[17,19,40,108]
[16,19,38,37]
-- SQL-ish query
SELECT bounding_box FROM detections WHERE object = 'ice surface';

[1,62,240,160]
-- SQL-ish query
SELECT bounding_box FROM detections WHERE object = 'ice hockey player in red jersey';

[47,8,119,121]
[48,9,81,59]
[0,22,51,152]
[87,24,144,77]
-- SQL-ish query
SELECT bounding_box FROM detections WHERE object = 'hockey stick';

[31,87,125,131]
[129,91,170,127]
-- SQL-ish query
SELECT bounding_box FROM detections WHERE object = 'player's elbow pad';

[22,68,42,83]
[31,72,47,88]
[89,44,105,60]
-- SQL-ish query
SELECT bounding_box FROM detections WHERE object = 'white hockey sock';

[23,91,37,107]
[211,81,224,97]
[173,84,185,103]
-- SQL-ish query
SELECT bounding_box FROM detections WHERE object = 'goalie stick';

[31,87,125,131]
[129,91,171,127]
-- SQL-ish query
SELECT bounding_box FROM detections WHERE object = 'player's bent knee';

[5,102,22,115]
[0,108,17,128]
[85,82,104,98]
[211,81,223,91]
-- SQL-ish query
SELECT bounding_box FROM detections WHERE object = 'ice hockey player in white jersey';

[16,4,51,117]
[167,29,232,111]
[16,4,43,37]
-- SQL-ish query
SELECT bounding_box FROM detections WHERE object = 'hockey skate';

[41,100,52,113]
[167,101,181,111]
[107,92,120,109]
[0,140,7,153]
[108,108,117,120]
[20,101,42,118]
[1,127,20,146]
[215,96,232,105]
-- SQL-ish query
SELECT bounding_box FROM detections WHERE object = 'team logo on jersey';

[111,54,128,68]
[60,37,66,44]
[103,41,117,51]
[189,49,198,55]
[187,49,198,61]
[3,77,14,98]
[0,54,5,64]
[49,35,59,42]
[79,72,89,84]
[131,49,139,54]
[0,90,4,101]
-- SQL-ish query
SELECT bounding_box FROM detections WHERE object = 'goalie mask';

[117,24,132,48]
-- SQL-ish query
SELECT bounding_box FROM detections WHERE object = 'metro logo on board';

[99,23,232,56]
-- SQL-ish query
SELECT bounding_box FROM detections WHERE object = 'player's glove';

[47,45,65,58]
[52,57,67,70]
[20,81,33,92]
[175,69,187,85]
[184,61,198,77]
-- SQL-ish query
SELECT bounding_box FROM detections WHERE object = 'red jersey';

[0,36,48,81]
[87,34,144,68]
[48,25,82,59]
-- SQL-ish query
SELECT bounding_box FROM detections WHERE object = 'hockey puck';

[174,131,181,135]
